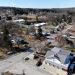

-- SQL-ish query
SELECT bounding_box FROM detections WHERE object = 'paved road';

[0,52,30,75]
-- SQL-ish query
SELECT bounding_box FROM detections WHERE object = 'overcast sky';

[0,0,75,8]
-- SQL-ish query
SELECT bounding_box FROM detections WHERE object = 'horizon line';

[0,6,75,9]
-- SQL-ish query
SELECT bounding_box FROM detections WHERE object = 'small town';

[0,0,75,75]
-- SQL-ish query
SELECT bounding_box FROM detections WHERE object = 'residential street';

[0,52,30,75]
[0,52,52,75]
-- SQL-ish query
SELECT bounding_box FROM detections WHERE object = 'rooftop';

[34,23,46,27]
[45,47,72,67]
[12,19,25,22]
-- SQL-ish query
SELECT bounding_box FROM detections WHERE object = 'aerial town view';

[0,0,75,75]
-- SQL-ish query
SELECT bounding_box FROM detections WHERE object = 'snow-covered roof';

[34,23,46,27]
[12,19,25,22]
[51,47,63,53]
[45,47,71,68]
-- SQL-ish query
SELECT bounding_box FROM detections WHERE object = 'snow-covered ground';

[2,53,52,75]
[0,52,30,75]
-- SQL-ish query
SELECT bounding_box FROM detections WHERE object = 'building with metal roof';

[40,47,74,75]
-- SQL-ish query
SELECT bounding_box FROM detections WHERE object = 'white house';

[34,23,46,27]
[34,22,47,34]
[23,22,47,35]
[40,47,73,75]
[12,19,25,25]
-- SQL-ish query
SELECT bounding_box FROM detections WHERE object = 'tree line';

[0,7,75,15]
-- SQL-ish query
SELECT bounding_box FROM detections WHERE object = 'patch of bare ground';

[0,48,8,60]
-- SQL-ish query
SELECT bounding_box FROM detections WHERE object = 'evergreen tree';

[38,26,43,37]
[67,16,72,24]
[36,16,39,23]
[36,26,43,39]
[3,25,9,48]
[62,14,67,22]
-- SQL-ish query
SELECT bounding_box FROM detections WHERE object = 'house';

[34,22,47,34]
[12,19,25,25]
[0,12,13,22]
[23,22,47,35]
[9,36,29,52]
[40,47,74,75]
[6,16,12,20]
